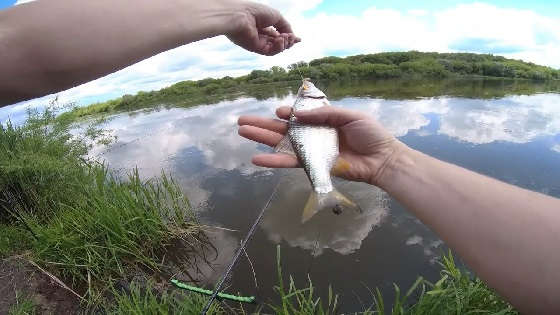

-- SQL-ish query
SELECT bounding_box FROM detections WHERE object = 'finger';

[289,34,300,48]
[294,106,367,127]
[271,13,294,34]
[276,106,292,120]
[266,36,285,55]
[261,26,280,37]
[238,125,284,147]
[250,3,296,41]
[256,34,283,56]
[238,115,288,134]
[283,34,293,49]
[252,153,299,168]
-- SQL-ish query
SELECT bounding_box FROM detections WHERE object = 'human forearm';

[1,0,211,104]
[378,144,560,314]
[0,0,296,106]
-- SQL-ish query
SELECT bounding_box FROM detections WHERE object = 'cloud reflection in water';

[261,170,389,256]
[89,90,560,262]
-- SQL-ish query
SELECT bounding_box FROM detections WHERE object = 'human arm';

[0,0,299,106]
[238,105,560,315]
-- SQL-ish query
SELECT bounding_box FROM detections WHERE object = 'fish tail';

[301,189,360,223]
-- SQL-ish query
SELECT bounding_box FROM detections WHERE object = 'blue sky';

[1,0,560,120]
[306,0,560,18]
[0,0,17,9]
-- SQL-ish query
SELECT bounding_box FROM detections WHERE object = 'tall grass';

[0,107,203,301]
[268,248,517,314]
[24,167,202,299]
[270,245,339,314]
[106,281,224,315]
[0,108,88,222]
[370,251,518,315]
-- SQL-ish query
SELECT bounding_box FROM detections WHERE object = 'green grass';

[8,291,36,315]
[25,167,202,299]
[267,246,517,314]
[368,250,518,315]
[270,245,339,314]
[106,281,224,315]
[0,225,33,257]
[0,106,204,303]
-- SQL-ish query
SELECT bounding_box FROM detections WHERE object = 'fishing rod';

[200,181,280,315]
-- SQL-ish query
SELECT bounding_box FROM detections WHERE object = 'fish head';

[297,78,326,99]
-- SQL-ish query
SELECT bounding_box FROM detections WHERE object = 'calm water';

[88,78,560,312]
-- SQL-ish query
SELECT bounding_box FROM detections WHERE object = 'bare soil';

[0,256,81,314]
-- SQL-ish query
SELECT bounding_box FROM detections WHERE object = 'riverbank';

[58,51,560,121]
[0,107,209,310]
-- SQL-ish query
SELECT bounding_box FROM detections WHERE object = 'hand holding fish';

[238,105,403,186]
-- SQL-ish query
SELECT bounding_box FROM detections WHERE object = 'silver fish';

[275,79,358,223]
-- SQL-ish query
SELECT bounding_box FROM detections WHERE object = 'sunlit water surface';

[79,79,560,311]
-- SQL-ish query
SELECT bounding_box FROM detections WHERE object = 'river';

[88,77,560,312]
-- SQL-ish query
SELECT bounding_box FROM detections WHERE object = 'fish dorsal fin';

[274,134,296,156]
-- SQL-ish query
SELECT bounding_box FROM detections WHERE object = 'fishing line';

[296,63,304,80]
[201,180,280,315]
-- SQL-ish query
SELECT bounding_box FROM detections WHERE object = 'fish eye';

[332,204,342,215]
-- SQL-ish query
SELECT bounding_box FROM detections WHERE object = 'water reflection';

[261,170,388,256]
[438,94,560,144]
[337,93,560,146]
[92,96,295,179]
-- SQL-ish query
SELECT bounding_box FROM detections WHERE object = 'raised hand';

[238,105,404,185]
[225,1,300,56]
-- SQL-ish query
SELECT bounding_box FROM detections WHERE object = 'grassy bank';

[0,107,205,306]
[60,51,560,120]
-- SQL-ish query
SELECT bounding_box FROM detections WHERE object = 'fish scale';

[276,79,358,223]
[289,123,338,194]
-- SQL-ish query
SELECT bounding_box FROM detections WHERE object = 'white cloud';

[14,0,35,5]
[3,1,560,115]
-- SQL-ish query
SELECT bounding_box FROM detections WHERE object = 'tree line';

[64,51,560,118]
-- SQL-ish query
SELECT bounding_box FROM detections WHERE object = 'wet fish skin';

[288,81,338,194]
[284,79,357,223]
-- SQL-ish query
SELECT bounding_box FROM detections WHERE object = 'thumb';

[294,106,366,127]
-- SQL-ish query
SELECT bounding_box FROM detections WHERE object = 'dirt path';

[0,256,81,314]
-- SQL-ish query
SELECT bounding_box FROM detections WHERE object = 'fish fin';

[330,157,352,177]
[302,191,319,223]
[301,189,360,223]
[274,134,296,156]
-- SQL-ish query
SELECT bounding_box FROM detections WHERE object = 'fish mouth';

[304,95,326,99]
